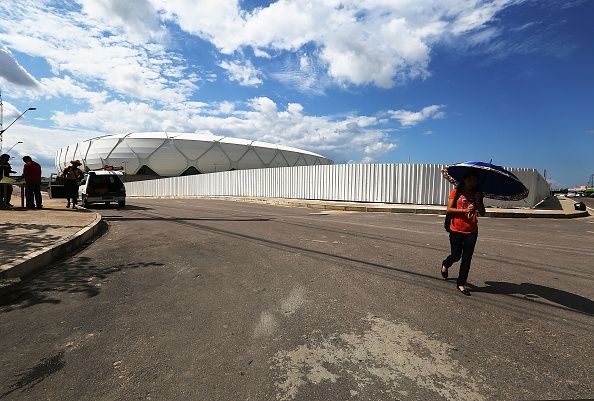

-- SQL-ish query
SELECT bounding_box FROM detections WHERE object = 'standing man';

[0,153,15,209]
[22,155,43,209]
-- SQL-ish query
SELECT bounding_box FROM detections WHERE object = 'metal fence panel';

[125,163,550,208]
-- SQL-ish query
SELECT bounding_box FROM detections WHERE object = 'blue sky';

[0,0,592,187]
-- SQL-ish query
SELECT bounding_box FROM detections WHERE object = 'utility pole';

[1,88,4,153]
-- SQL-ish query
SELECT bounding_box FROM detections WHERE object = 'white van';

[79,171,126,208]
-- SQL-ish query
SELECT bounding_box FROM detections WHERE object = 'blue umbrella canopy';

[442,161,529,201]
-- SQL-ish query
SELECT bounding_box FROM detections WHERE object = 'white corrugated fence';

[124,163,550,208]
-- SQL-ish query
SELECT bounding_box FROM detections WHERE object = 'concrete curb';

[130,195,590,219]
[0,212,104,279]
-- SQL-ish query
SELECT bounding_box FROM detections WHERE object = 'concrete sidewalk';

[156,195,590,218]
[0,193,103,279]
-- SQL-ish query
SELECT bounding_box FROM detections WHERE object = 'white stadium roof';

[56,132,333,176]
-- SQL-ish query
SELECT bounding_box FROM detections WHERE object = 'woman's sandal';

[440,265,448,279]
[457,286,471,296]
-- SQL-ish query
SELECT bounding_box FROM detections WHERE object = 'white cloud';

[253,48,272,59]
[219,59,263,87]
[0,0,195,103]
[0,0,522,98]
[152,0,519,88]
[390,105,446,127]
[0,45,39,87]
[362,141,398,163]
[0,100,23,119]
[272,54,328,95]
[51,99,206,133]
[0,123,98,173]
[49,96,396,163]
[218,101,235,114]
[4,74,109,107]
[38,76,108,104]
[78,0,163,42]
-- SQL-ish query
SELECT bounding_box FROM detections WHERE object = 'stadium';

[54,132,550,209]
[56,132,333,178]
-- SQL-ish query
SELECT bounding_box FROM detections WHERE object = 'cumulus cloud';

[51,99,206,133]
[218,101,235,114]
[0,0,196,103]
[51,97,396,163]
[253,48,272,59]
[5,74,110,106]
[0,45,39,87]
[272,54,328,95]
[0,0,522,98]
[38,76,108,103]
[152,0,520,88]
[0,100,23,119]
[390,105,446,127]
[219,59,263,86]
[361,138,398,164]
[1,123,98,173]
[77,0,163,42]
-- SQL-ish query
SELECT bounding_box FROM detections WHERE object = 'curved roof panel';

[56,132,332,177]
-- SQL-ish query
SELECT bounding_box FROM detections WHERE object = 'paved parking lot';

[1,199,593,401]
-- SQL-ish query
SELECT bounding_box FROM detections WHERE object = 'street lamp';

[0,107,36,152]
[6,141,23,153]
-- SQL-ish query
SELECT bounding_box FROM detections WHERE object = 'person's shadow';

[468,281,594,316]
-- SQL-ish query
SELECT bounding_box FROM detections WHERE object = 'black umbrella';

[442,161,529,200]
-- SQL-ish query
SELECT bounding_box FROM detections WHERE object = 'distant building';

[56,132,333,179]
[569,185,589,192]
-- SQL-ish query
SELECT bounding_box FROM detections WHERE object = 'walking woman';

[441,172,485,295]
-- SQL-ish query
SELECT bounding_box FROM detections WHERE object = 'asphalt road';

[580,196,594,211]
[1,199,593,401]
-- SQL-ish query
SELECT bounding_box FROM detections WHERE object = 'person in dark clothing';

[440,172,485,296]
[0,153,15,209]
[62,160,84,208]
[22,155,43,209]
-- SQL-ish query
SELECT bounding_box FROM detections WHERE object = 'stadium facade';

[56,132,333,178]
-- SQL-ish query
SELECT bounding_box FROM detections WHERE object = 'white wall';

[125,163,550,208]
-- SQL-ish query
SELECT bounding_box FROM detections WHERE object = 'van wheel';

[118,200,126,208]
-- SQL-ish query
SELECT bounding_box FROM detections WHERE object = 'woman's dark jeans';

[443,231,478,286]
